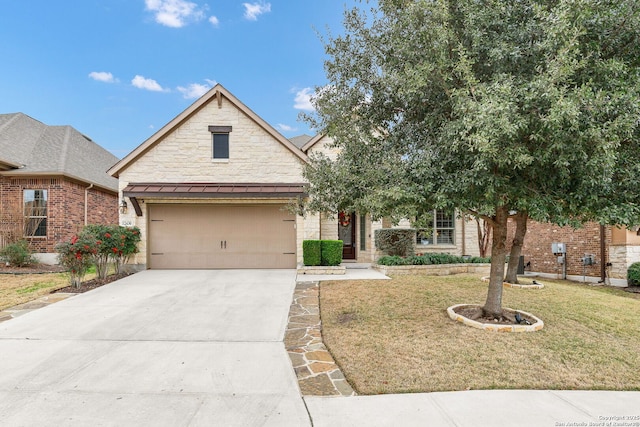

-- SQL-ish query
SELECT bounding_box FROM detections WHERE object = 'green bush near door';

[627,262,640,286]
[321,240,343,266]
[303,240,322,266]
[302,239,344,266]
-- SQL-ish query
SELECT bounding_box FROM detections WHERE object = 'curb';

[447,304,544,332]
[481,276,545,289]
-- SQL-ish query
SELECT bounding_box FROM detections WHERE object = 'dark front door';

[338,212,356,260]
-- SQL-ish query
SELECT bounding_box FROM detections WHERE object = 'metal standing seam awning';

[121,182,308,216]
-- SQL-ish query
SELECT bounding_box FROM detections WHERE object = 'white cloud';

[131,75,168,92]
[243,2,271,21]
[177,79,216,99]
[294,87,315,111]
[208,15,219,26]
[277,123,296,132]
[145,0,205,28]
[88,71,118,83]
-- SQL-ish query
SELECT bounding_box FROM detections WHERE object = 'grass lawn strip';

[0,269,101,311]
[0,273,72,311]
[320,274,640,395]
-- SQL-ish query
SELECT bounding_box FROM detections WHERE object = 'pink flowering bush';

[56,234,98,288]
[83,225,142,278]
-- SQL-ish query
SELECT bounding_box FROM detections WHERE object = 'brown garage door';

[148,204,296,269]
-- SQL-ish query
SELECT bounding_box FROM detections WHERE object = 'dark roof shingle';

[0,113,119,192]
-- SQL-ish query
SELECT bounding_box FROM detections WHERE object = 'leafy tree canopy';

[303,0,640,316]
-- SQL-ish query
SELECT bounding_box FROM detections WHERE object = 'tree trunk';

[476,217,491,258]
[483,206,509,318]
[504,211,528,284]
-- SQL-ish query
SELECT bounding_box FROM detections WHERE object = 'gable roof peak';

[108,83,309,178]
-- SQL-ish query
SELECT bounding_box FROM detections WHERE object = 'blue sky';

[0,1,360,158]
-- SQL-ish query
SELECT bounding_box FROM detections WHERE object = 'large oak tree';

[304,0,640,318]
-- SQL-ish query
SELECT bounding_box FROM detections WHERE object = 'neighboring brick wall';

[0,176,118,253]
[506,219,610,279]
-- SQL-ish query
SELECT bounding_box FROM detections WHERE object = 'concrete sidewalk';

[305,390,640,427]
[296,262,390,282]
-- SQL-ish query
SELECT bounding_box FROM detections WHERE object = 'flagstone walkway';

[285,281,356,396]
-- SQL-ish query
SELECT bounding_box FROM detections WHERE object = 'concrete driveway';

[0,270,311,427]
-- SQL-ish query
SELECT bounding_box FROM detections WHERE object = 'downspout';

[600,225,606,282]
[461,214,466,256]
[84,183,94,226]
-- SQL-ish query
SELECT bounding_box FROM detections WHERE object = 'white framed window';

[208,125,232,160]
[416,210,455,245]
[24,189,47,238]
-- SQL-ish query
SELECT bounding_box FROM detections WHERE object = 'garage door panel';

[149,204,296,269]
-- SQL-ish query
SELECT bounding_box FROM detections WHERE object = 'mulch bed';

[454,305,534,325]
[52,272,134,294]
[0,263,133,293]
[0,264,66,274]
[625,286,640,294]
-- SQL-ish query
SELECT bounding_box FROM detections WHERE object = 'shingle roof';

[289,134,313,149]
[0,113,119,192]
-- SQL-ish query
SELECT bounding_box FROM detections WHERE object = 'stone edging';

[374,263,491,276]
[285,281,356,396]
[296,265,346,275]
[480,276,545,289]
[447,304,544,332]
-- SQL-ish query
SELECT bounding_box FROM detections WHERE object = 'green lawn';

[0,265,99,311]
[320,274,640,394]
[0,273,70,310]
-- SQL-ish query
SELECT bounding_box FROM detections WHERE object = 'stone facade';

[370,216,482,262]
[119,104,306,185]
[112,85,485,268]
[375,263,491,276]
[609,244,640,281]
[0,176,118,256]
[115,88,309,267]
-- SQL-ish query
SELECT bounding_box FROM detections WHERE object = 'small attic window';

[208,126,232,160]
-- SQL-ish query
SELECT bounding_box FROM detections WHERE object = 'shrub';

[83,224,118,279]
[113,226,141,273]
[56,234,98,288]
[82,225,141,277]
[374,228,416,257]
[469,256,491,263]
[0,240,37,267]
[377,255,409,266]
[321,240,343,266]
[628,262,640,286]
[303,240,322,266]
[376,253,491,266]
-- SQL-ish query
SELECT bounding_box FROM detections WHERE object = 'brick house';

[109,84,481,270]
[506,218,639,286]
[0,113,119,263]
